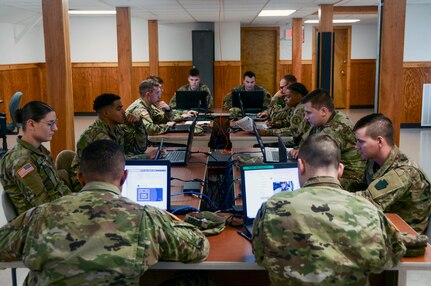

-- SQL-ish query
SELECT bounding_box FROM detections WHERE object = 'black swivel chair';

[5,92,23,135]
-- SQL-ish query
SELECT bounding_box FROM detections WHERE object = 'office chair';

[0,183,18,286]
[0,114,8,157]
[55,150,76,189]
[426,215,431,244]
[5,92,23,135]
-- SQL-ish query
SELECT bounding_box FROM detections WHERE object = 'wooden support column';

[317,4,334,96]
[292,18,303,82]
[116,7,133,107]
[41,0,74,157]
[378,0,406,145]
[148,20,159,76]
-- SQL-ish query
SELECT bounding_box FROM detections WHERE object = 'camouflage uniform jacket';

[252,176,406,286]
[222,85,272,110]
[126,97,184,135]
[0,137,71,215]
[355,146,431,234]
[268,104,294,128]
[299,111,365,190]
[70,118,149,192]
[170,84,213,109]
[265,104,310,140]
[0,181,210,285]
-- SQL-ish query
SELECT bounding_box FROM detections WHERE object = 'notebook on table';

[122,159,171,211]
[253,121,289,163]
[241,162,300,236]
[155,117,197,166]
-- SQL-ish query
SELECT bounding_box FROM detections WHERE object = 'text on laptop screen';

[122,161,170,210]
[242,163,299,220]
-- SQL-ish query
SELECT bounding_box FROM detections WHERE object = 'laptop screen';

[231,90,265,112]
[122,160,171,210]
[175,90,209,111]
[241,163,299,222]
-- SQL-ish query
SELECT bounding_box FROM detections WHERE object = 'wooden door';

[333,27,351,108]
[241,28,279,95]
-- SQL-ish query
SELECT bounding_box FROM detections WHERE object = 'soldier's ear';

[298,158,306,176]
[120,170,128,186]
[337,163,344,179]
[77,172,86,186]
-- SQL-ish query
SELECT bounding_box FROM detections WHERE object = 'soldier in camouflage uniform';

[222,71,272,116]
[353,113,431,234]
[252,134,406,286]
[70,93,149,192]
[289,89,365,190]
[170,67,213,109]
[0,140,209,285]
[0,101,71,215]
[126,79,197,135]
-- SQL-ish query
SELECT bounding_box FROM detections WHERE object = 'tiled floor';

[1,110,431,285]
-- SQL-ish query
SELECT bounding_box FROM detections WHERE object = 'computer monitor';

[231,90,265,113]
[175,90,209,111]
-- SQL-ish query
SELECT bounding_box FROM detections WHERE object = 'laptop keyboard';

[165,151,186,162]
[265,148,279,162]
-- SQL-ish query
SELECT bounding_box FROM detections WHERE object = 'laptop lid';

[122,160,171,211]
[163,116,197,165]
[175,90,209,112]
[277,136,288,163]
[232,90,265,112]
[154,138,164,160]
[252,121,267,159]
[241,162,300,226]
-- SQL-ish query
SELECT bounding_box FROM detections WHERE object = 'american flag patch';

[17,163,35,178]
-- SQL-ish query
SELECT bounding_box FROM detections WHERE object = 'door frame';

[241,27,280,94]
[312,26,352,108]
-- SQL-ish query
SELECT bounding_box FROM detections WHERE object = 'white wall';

[0,22,45,64]
[351,24,377,59]
[404,4,431,61]
[214,22,240,61]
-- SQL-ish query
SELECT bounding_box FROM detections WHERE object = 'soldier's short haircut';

[16,101,55,131]
[287,82,308,97]
[299,134,340,170]
[93,93,121,112]
[282,74,297,84]
[243,71,256,79]
[139,79,157,96]
[147,75,164,84]
[353,113,395,147]
[301,88,334,112]
[80,140,125,181]
[189,68,200,77]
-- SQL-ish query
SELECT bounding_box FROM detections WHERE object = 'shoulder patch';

[17,162,35,178]
[374,179,388,190]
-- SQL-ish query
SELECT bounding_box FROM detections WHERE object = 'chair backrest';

[8,92,23,127]
[426,215,431,243]
[0,183,18,222]
[55,150,76,172]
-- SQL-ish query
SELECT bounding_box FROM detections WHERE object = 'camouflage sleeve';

[171,110,186,122]
[169,94,177,109]
[140,110,170,135]
[262,90,272,109]
[371,210,406,272]
[122,121,148,155]
[0,207,41,261]
[202,85,213,109]
[355,169,411,211]
[251,202,268,267]
[139,207,209,270]
[223,92,233,109]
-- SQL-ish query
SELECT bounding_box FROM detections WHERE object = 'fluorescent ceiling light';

[69,10,116,15]
[259,10,296,17]
[304,19,360,24]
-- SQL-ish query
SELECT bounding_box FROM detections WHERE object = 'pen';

[237,231,252,242]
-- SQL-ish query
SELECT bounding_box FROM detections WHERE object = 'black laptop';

[168,116,198,133]
[122,160,171,211]
[175,90,209,112]
[155,117,197,166]
[241,162,300,236]
[232,90,265,114]
[253,121,289,163]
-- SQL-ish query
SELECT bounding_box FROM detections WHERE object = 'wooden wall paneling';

[131,63,150,103]
[279,61,312,92]
[402,62,431,123]
[116,7,133,108]
[148,20,159,76]
[292,18,303,82]
[214,61,241,109]
[158,61,192,104]
[350,59,376,106]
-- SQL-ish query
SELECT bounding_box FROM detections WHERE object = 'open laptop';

[168,116,198,133]
[122,160,171,211]
[155,117,197,166]
[232,90,265,115]
[253,121,289,163]
[175,90,209,112]
[241,162,300,236]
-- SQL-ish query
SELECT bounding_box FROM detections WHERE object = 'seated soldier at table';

[252,134,406,286]
[169,67,213,109]
[289,88,365,190]
[126,79,197,135]
[257,74,297,120]
[0,140,209,285]
[70,93,149,191]
[353,113,431,234]
[222,70,272,116]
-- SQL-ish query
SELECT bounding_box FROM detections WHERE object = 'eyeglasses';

[279,84,287,90]
[40,119,58,129]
